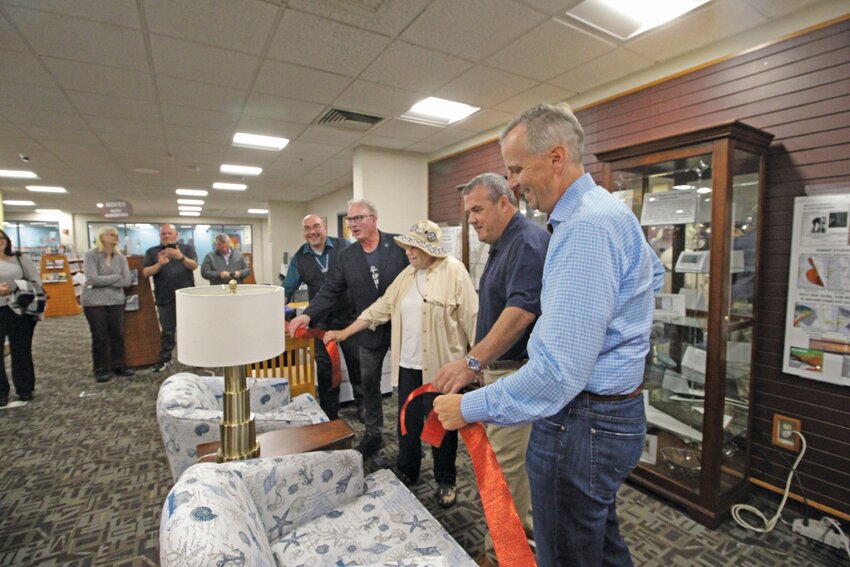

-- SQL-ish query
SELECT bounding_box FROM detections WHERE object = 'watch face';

[467,356,481,372]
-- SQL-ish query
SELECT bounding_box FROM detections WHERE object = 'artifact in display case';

[597,121,774,528]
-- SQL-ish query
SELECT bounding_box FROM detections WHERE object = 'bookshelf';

[40,254,81,317]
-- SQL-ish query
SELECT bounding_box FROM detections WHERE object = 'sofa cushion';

[269,469,475,566]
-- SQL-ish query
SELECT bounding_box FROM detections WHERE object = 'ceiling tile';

[44,58,156,100]
[157,77,247,113]
[267,10,390,76]
[143,0,279,55]
[370,118,443,142]
[627,1,766,61]
[161,104,238,132]
[0,12,29,52]
[453,108,515,133]
[361,41,472,93]
[357,135,411,151]
[402,141,444,154]
[297,125,365,147]
[401,0,545,61]
[0,49,56,86]
[436,65,537,108]
[85,115,162,138]
[515,0,584,16]
[0,105,88,129]
[332,80,421,117]
[243,93,326,125]
[233,116,306,141]
[254,60,352,104]
[1,0,141,28]
[422,127,480,149]
[493,82,576,114]
[286,0,429,36]
[4,5,149,71]
[15,124,100,144]
[745,0,822,19]
[68,91,159,122]
[0,83,74,113]
[150,35,259,89]
[164,124,230,146]
[281,140,342,158]
[549,48,654,93]
[486,19,615,81]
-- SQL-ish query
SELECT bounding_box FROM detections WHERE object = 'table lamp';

[176,282,285,462]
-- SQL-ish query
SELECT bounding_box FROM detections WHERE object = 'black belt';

[583,385,643,402]
[485,359,527,371]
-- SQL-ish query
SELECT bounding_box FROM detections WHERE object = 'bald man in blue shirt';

[435,104,664,567]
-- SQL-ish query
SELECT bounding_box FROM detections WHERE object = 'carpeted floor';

[0,314,844,566]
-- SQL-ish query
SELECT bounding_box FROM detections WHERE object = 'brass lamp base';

[217,364,261,462]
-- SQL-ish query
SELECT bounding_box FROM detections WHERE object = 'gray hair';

[213,233,231,245]
[462,173,517,207]
[347,198,377,216]
[95,225,122,254]
[500,103,584,165]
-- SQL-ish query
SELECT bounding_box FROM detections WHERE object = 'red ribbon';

[401,384,537,567]
[290,326,342,389]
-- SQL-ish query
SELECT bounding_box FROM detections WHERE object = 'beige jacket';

[358,255,478,386]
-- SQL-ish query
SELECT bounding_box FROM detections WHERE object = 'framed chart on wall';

[783,191,850,387]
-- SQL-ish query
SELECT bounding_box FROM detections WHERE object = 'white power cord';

[732,430,806,533]
[823,517,850,560]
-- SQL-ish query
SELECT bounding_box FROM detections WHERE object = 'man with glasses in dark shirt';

[290,200,408,457]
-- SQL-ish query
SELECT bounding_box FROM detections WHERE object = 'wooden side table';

[197,419,355,463]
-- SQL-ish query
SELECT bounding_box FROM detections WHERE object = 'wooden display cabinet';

[40,254,81,317]
[596,121,774,527]
[122,255,161,367]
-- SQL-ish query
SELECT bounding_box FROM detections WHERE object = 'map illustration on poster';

[783,192,850,387]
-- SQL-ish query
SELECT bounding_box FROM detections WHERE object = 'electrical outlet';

[771,414,801,451]
[792,518,850,550]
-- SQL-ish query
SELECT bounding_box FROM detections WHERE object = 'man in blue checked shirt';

[435,103,665,567]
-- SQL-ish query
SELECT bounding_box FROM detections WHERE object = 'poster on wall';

[783,192,850,387]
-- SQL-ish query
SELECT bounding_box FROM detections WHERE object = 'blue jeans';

[358,345,388,439]
[526,392,645,567]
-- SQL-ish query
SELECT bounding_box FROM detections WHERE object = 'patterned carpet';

[0,314,843,566]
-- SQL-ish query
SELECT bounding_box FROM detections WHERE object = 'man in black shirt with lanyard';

[283,214,362,421]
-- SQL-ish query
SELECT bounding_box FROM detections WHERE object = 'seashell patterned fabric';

[159,450,474,567]
[156,373,329,481]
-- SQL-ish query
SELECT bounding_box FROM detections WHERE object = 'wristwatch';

[465,355,482,375]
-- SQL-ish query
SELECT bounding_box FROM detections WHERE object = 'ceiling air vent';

[316,108,384,132]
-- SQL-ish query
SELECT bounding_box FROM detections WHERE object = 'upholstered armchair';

[156,372,329,481]
[159,450,475,566]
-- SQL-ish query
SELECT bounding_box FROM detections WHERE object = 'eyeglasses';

[344,214,374,225]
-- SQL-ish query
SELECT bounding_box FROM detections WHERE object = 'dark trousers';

[397,366,458,485]
[314,331,361,420]
[155,301,176,363]
[358,344,389,439]
[83,304,126,371]
[0,306,37,398]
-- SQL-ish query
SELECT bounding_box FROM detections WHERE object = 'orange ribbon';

[401,384,537,567]
[290,326,342,389]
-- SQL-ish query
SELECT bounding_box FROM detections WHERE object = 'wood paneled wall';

[428,17,850,518]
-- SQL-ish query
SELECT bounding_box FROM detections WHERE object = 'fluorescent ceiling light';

[178,206,203,212]
[26,185,66,193]
[247,208,269,214]
[220,164,262,176]
[566,0,710,40]
[0,169,38,179]
[35,209,62,214]
[232,132,289,151]
[177,199,204,205]
[696,187,712,194]
[401,97,479,126]
[213,182,247,191]
[2,200,36,206]
[96,202,104,208]
[176,188,208,196]
[179,211,201,217]
[672,184,694,190]
[195,224,211,231]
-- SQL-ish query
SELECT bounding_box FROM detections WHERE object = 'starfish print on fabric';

[271,509,293,538]
[402,514,429,533]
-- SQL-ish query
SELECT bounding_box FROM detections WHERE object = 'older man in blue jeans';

[435,103,664,567]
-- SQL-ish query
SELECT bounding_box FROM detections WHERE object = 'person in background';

[283,214,362,421]
[81,226,133,383]
[0,229,39,406]
[201,233,250,285]
[325,220,477,508]
[289,199,408,458]
[433,172,549,566]
[434,103,665,567]
[142,223,198,372]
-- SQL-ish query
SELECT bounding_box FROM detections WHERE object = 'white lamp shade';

[175,285,286,367]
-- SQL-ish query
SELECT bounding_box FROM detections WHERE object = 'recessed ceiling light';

[696,187,712,194]
[0,169,38,179]
[195,224,211,231]
[178,206,203,212]
[179,211,201,217]
[96,202,104,208]
[176,188,208,196]
[26,185,66,193]
[672,184,694,190]
[177,198,205,205]
[232,132,289,151]
[35,208,62,214]
[133,167,160,174]
[565,0,710,41]
[247,208,269,214]
[2,200,36,206]
[401,97,479,126]
[213,182,247,191]
[221,164,262,176]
